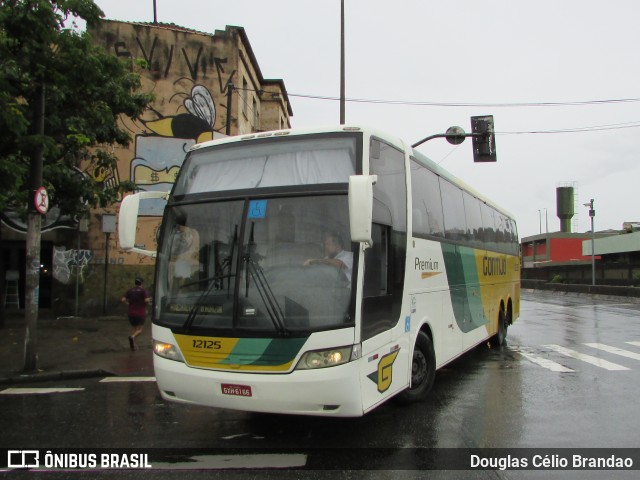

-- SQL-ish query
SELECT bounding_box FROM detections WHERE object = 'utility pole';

[24,84,46,373]
[226,82,234,136]
[339,0,345,125]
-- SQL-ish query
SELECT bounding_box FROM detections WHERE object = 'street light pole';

[544,208,548,233]
[585,199,596,286]
[538,209,542,234]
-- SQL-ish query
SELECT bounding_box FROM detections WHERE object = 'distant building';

[582,230,640,284]
[522,229,640,285]
[0,21,293,315]
[520,184,640,285]
[521,232,605,283]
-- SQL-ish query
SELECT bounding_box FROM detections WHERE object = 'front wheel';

[397,331,436,404]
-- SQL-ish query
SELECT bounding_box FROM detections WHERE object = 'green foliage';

[0,0,153,217]
[550,274,564,284]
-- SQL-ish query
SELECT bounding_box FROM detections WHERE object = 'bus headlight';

[295,346,354,370]
[153,340,185,362]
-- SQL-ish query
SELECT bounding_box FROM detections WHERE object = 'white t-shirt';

[334,250,354,281]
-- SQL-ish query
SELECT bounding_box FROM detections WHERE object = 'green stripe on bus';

[220,337,308,367]
[441,244,487,333]
[252,337,309,366]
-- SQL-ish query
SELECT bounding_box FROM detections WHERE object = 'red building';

[521,232,606,282]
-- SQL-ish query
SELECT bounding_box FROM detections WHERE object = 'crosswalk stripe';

[542,344,630,371]
[626,341,640,348]
[0,387,85,395]
[99,377,156,383]
[509,346,574,372]
[584,343,640,361]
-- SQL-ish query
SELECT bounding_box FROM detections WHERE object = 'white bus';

[119,125,520,417]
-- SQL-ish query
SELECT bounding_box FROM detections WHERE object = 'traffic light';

[471,115,497,162]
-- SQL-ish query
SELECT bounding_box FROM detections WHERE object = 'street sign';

[34,187,49,215]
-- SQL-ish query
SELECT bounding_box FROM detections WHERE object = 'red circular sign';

[34,187,49,215]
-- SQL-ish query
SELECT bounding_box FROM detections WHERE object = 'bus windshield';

[156,195,355,335]
[174,135,357,195]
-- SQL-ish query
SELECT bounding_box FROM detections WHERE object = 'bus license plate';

[221,383,252,397]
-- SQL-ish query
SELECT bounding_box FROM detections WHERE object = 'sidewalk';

[0,309,154,385]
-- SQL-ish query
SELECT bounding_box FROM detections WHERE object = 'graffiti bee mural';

[142,84,216,143]
[132,83,221,215]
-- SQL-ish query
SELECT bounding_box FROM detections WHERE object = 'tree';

[0,0,153,371]
[0,0,153,216]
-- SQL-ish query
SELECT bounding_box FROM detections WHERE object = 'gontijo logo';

[482,255,507,276]
[367,348,400,393]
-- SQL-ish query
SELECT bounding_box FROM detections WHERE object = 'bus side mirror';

[348,175,377,248]
[118,191,169,258]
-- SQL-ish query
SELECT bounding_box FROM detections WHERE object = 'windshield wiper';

[243,222,289,336]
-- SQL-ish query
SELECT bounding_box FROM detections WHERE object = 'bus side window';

[363,223,389,297]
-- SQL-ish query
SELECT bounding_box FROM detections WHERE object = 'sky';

[91,0,640,239]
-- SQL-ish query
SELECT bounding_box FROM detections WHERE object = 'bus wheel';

[491,309,508,347]
[398,331,435,404]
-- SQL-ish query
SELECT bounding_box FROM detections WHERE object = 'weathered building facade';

[0,21,292,316]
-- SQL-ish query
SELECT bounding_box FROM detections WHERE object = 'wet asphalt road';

[1,290,640,479]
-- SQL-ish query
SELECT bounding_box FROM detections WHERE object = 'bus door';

[358,138,410,411]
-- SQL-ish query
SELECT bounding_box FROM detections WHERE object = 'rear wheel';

[491,308,508,347]
[397,331,435,403]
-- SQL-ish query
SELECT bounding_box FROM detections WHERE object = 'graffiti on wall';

[131,82,219,215]
[113,35,237,88]
[108,33,237,216]
[53,246,94,285]
[88,30,237,217]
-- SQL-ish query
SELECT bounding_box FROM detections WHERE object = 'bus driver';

[304,231,353,282]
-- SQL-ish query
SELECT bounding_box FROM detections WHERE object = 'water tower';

[556,186,575,233]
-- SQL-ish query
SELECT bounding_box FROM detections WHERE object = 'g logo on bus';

[367,350,400,393]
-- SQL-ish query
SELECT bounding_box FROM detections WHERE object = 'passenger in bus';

[304,231,353,282]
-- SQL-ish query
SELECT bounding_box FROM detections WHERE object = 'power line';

[249,87,640,135]
[499,120,640,135]
[286,92,640,108]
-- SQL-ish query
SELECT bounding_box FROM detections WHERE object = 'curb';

[0,369,116,386]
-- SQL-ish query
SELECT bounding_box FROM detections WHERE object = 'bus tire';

[491,309,508,347]
[398,331,436,404]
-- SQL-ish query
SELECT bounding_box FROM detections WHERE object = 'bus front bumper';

[153,354,365,417]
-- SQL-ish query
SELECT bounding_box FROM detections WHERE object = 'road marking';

[626,341,640,348]
[542,344,630,371]
[0,387,84,395]
[99,377,156,383]
[584,343,640,362]
[509,346,574,372]
[152,454,307,470]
